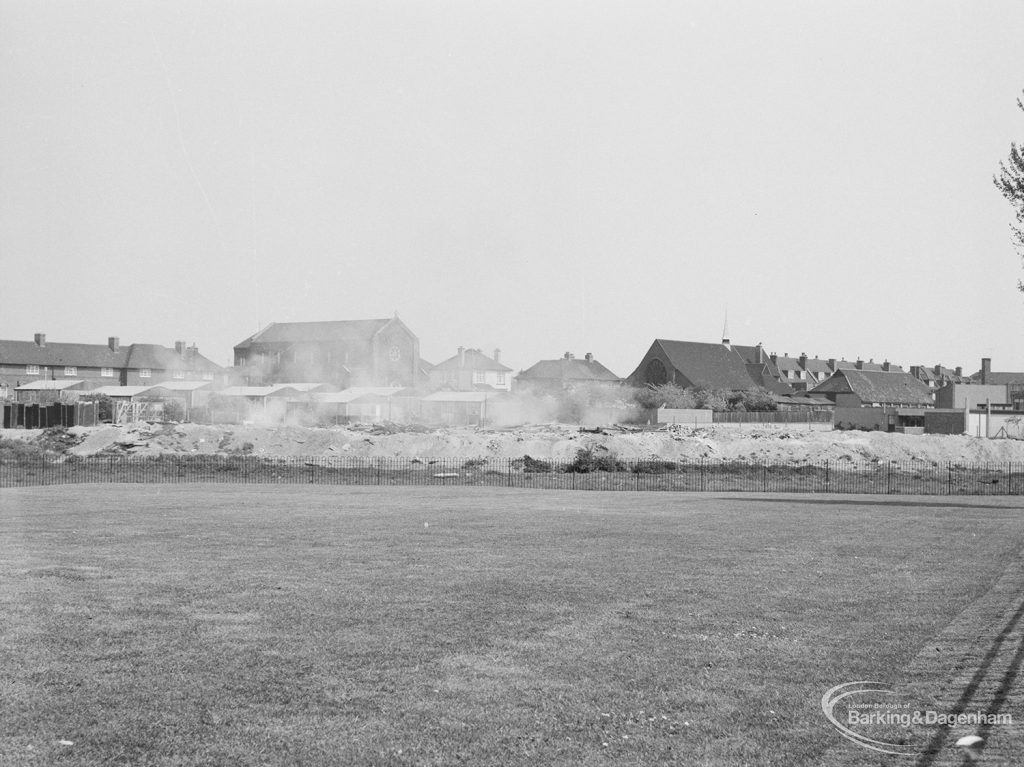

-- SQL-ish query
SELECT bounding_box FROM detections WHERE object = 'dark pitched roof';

[744,362,796,395]
[976,371,1024,385]
[0,339,131,368]
[432,348,511,373]
[652,340,763,391]
[125,344,221,372]
[518,356,620,383]
[234,319,398,349]
[810,369,932,406]
[0,339,221,371]
[800,357,832,374]
[731,345,784,381]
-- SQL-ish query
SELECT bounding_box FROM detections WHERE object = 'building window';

[497,372,506,385]
[101,368,114,377]
[64,367,77,376]
[173,370,185,379]
[26,365,39,375]
[139,368,152,378]
[472,371,485,384]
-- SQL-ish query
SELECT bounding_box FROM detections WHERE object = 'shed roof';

[15,379,87,391]
[90,385,155,397]
[314,387,407,403]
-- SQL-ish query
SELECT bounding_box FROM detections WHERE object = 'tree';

[995,92,1024,290]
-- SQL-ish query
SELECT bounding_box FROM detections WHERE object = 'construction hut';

[312,387,408,424]
[421,390,498,426]
[14,379,89,404]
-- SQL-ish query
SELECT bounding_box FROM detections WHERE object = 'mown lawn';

[1,486,1023,766]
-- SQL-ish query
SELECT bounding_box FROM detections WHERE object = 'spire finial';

[722,308,730,348]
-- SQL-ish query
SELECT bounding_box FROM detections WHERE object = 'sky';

[2,1,1024,377]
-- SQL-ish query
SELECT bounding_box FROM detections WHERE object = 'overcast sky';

[2,1,1023,377]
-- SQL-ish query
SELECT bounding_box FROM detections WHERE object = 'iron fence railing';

[1,455,1022,495]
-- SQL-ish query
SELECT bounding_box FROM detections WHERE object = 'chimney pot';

[34,333,45,347]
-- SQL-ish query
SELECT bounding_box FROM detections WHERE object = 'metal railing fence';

[1,455,1022,495]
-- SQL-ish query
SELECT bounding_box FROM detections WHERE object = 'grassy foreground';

[2,486,1023,765]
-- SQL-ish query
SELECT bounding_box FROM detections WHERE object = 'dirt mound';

[0,422,1017,465]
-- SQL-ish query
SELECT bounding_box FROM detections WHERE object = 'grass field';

[3,486,1024,766]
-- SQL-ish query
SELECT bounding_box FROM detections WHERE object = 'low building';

[14,379,89,404]
[810,369,933,408]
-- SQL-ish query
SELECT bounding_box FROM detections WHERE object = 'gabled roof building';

[517,352,621,391]
[233,316,421,389]
[627,339,794,394]
[429,347,512,391]
[809,369,933,408]
[0,333,223,393]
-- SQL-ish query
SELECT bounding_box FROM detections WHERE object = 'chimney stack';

[882,360,891,372]
[981,358,991,384]
[458,346,465,367]
[770,353,778,364]
[34,333,45,347]
[855,359,864,370]
[493,348,501,364]
[585,352,593,362]
[108,336,120,352]
[175,340,186,356]
[798,352,808,367]
[755,343,765,364]
[955,366,963,377]
[563,351,571,359]
[827,358,837,371]
[933,364,942,376]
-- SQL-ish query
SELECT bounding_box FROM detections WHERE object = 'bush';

[631,459,680,474]
[521,455,552,473]
[564,447,626,473]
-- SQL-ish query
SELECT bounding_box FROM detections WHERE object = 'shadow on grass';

[723,497,1017,510]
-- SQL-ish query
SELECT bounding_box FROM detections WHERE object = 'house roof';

[772,355,802,372]
[810,369,933,406]
[234,319,401,350]
[801,357,832,374]
[976,371,1024,385]
[0,339,131,368]
[0,338,221,372]
[518,355,621,383]
[432,348,511,372]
